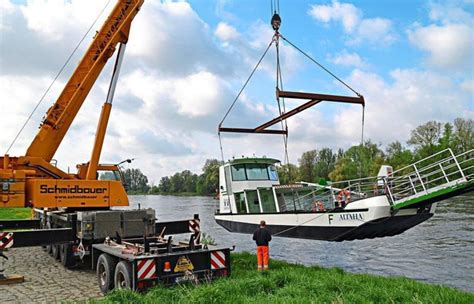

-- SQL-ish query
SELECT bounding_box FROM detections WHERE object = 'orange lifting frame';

[218,89,364,135]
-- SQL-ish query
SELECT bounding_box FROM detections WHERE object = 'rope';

[274,33,291,181]
[273,212,327,236]
[5,0,111,155]
[279,34,361,97]
[361,105,365,144]
[218,39,274,129]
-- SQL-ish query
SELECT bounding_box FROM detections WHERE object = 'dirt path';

[1,247,102,303]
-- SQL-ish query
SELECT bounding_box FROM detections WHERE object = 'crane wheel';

[60,243,76,268]
[97,253,116,294]
[114,261,133,290]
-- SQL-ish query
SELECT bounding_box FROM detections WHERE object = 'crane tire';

[60,243,76,268]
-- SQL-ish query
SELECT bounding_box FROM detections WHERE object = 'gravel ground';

[0,247,102,303]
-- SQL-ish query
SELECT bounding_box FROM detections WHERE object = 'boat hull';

[215,205,435,242]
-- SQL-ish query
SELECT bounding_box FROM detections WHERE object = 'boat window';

[231,165,247,181]
[268,165,279,181]
[234,192,247,213]
[246,164,269,180]
[259,188,277,212]
[245,190,261,213]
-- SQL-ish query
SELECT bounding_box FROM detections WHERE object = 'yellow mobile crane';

[0,0,144,209]
[0,1,232,291]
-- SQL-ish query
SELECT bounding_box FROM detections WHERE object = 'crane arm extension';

[25,0,144,162]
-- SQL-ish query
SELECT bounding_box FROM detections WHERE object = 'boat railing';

[292,148,473,210]
[384,148,473,207]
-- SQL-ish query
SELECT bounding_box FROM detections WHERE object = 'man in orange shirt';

[252,220,272,271]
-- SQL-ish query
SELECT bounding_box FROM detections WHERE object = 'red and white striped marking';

[189,219,201,244]
[0,232,13,250]
[137,259,157,280]
[210,251,226,270]
[189,219,200,233]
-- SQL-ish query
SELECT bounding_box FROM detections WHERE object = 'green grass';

[101,252,474,304]
[0,208,31,220]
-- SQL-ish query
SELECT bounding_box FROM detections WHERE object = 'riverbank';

[101,252,473,304]
[146,192,210,197]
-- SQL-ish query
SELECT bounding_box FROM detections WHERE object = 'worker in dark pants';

[253,220,272,271]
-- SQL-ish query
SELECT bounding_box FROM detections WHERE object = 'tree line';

[284,118,473,183]
[116,118,472,194]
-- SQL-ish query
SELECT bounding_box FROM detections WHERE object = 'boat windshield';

[231,164,279,181]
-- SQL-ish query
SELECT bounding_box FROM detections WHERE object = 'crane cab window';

[98,170,121,181]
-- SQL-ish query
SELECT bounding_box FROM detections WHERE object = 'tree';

[407,120,442,158]
[198,159,220,195]
[276,163,299,184]
[123,168,149,194]
[298,150,318,182]
[438,123,454,151]
[314,148,336,181]
[169,172,184,193]
[385,141,413,170]
[452,118,474,153]
[158,176,171,193]
[181,170,198,193]
[329,141,384,181]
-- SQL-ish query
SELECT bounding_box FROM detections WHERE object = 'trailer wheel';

[45,221,53,254]
[114,261,132,290]
[60,243,76,268]
[51,244,60,260]
[97,254,116,294]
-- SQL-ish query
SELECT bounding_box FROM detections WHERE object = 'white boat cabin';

[219,157,281,214]
[218,157,398,215]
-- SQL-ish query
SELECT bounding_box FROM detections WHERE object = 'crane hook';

[271,13,281,31]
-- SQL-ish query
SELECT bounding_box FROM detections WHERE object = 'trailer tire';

[51,244,60,260]
[114,261,133,290]
[45,222,53,254]
[97,254,116,294]
[60,243,76,268]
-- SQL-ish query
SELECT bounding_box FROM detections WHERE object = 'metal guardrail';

[383,148,472,206]
[276,148,473,211]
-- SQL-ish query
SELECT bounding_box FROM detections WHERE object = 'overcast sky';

[1,0,473,183]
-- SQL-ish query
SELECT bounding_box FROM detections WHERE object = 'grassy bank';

[102,252,473,304]
[0,208,31,220]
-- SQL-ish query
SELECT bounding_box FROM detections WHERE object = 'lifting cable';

[218,39,275,162]
[5,0,111,155]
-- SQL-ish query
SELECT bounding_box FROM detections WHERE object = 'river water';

[128,194,474,292]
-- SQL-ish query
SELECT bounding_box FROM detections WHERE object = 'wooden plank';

[0,274,24,285]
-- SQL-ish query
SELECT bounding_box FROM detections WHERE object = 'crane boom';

[26,0,144,162]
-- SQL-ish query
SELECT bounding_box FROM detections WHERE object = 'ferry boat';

[214,149,473,241]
